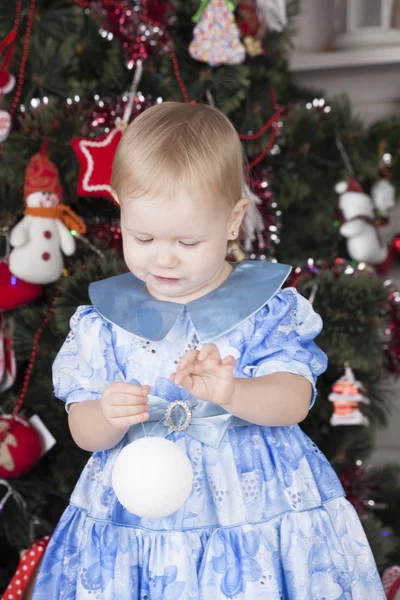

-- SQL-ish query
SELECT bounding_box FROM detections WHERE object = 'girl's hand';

[170,344,236,406]
[100,382,150,429]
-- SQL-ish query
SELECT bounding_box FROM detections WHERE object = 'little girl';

[33,102,385,599]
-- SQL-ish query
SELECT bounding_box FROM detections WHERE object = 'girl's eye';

[135,238,200,248]
[180,242,200,248]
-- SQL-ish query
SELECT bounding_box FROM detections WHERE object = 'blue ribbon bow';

[126,394,250,449]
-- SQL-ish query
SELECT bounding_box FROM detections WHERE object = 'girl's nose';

[155,249,178,268]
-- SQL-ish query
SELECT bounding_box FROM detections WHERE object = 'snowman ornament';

[9,150,86,285]
[335,178,388,265]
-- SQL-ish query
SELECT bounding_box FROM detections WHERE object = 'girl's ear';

[228,196,249,226]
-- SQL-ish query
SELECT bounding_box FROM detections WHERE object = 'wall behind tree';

[289,0,400,124]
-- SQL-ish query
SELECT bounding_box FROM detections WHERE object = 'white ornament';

[256,0,287,33]
[243,183,265,253]
[0,109,12,142]
[337,188,388,264]
[335,181,348,195]
[112,437,193,518]
[371,179,396,216]
[9,191,76,285]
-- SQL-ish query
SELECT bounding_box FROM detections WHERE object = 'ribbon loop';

[127,394,249,449]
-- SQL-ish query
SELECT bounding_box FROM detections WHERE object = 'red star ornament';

[71,127,123,205]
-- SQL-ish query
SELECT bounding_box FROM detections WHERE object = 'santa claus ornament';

[335,178,389,268]
[328,364,370,426]
[8,147,87,285]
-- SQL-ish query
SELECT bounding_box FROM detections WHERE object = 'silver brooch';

[165,400,192,432]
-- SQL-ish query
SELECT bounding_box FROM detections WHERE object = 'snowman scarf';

[24,204,87,235]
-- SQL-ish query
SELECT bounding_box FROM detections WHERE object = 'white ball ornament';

[112,437,194,518]
[0,109,12,143]
[335,181,348,195]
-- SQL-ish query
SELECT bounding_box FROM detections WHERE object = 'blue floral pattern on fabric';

[33,286,385,599]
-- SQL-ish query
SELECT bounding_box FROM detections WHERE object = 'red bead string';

[11,0,24,35]
[0,290,60,445]
[170,49,190,103]
[246,112,281,169]
[239,90,279,141]
[239,109,280,142]
[9,0,37,118]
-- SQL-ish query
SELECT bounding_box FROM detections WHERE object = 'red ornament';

[339,463,377,517]
[0,261,42,311]
[376,245,393,276]
[0,415,42,478]
[0,30,16,95]
[75,0,171,65]
[71,127,123,204]
[383,566,400,600]
[236,0,260,37]
[392,234,400,254]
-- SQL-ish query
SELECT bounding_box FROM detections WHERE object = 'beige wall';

[289,0,400,124]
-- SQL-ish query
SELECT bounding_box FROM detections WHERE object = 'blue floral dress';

[33,261,385,600]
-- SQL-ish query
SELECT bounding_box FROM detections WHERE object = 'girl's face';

[120,188,246,304]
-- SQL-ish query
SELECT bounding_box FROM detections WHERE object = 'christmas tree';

[1,0,400,592]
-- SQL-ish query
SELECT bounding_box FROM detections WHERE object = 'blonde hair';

[111,102,245,209]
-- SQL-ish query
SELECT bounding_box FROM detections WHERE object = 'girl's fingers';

[111,393,150,406]
[172,360,223,387]
[174,372,194,391]
[109,412,150,429]
[178,349,199,371]
[109,404,149,418]
[198,344,220,362]
[107,382,150,395]
[178,346,222,371]
[222,355,236,369]
[189,356,222,376]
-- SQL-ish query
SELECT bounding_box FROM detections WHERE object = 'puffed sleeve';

[53,305,124,411]
[239,287,327,408]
